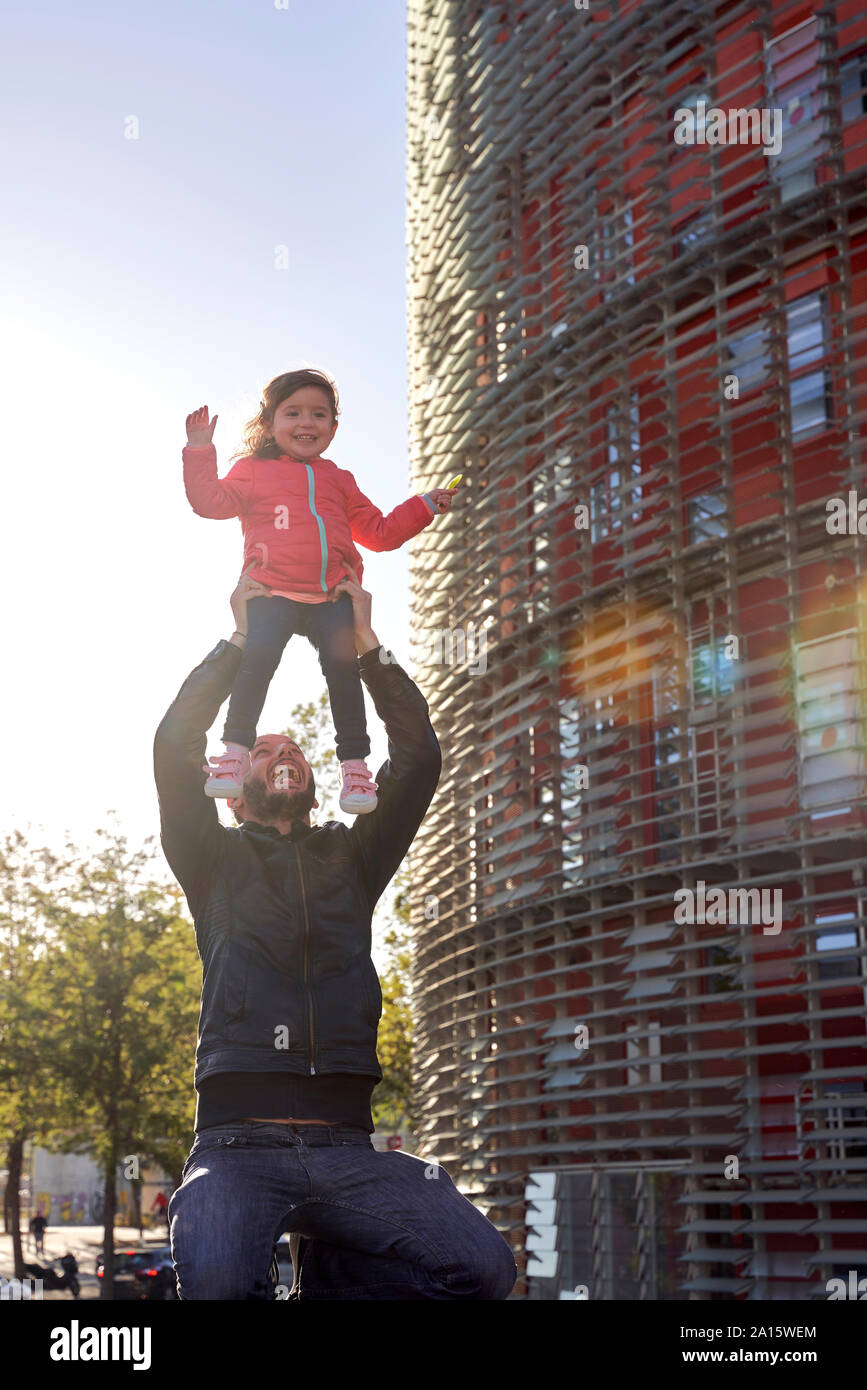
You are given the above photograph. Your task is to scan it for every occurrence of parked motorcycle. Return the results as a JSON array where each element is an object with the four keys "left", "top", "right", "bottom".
[{"left": 21, "top": 1252, "right": 80, "bottom": 1298}]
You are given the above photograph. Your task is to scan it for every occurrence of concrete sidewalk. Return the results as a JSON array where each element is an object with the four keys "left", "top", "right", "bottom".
[{"left": 0, "top": 1224, "right": 170, "bottom": 1301}]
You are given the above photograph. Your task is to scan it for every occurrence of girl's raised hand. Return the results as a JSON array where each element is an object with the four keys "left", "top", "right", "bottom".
[
  {"left": 427, "top": 488, "right": 454, "bottom": 514},
  {"left": 186, "top": 405, "right": 219, "bottom": 447}
]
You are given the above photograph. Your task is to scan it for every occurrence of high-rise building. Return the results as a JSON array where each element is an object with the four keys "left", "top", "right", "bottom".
[{"left": 405, "top": 0, "right": 867, "bottom": 1299}]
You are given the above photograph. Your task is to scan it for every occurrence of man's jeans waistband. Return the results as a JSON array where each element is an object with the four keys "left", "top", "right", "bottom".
[{"left": 195, "top": 1120, "right": 372, "bottom": 1147}]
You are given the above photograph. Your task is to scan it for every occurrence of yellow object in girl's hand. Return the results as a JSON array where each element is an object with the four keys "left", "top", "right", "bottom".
[{"left": 446, "top": 474, "right": 463, "bottom": 490}]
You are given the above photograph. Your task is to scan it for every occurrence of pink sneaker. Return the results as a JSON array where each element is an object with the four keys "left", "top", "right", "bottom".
[
  {"left": 204, "top": 744, "right": 251, "bottom": 798},
  {"left": 338, "top": 759, "right": 378, "bottom": 814}
]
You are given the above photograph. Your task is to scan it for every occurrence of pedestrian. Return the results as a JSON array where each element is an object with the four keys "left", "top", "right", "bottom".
[
  {"left": 29, "top": 1211, "right": 47, "bottom": 1257},
  {"left": 154, "top": 571, "right": 517, "bottom": 1300},
  {"left": 151, "top": 1192, "right": 170, "bottom": 1231}
]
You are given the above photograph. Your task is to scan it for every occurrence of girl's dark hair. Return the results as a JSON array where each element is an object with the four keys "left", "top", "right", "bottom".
[{"left": 232, "top": 368, "right": 340, "bottom": 460}]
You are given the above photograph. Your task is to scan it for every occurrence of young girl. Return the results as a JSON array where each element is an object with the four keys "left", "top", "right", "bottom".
[{"left": 183, "top": 366, "right": 454, "bottom": 814}]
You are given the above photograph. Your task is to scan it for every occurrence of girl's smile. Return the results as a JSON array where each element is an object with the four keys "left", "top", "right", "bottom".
[{"left": 270, "top": 385, "right": 339, "bottom": 460}]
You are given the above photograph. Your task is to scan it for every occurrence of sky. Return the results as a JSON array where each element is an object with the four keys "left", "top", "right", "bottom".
[{"left": 1, "top": 0, "right": 421, "bottom": 882}]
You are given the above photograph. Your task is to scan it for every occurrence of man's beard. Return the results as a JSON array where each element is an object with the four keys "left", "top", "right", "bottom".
[{"left": 242, "top": 773, "right": 317, "bottom": 824}]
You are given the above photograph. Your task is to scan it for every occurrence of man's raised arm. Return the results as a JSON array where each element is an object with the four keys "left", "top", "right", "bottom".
[
  {"left": 153, "top": 573, "right": 267, "bottom": 909},
  {"left": 333, "top": 574, "right": 442, "bottom": 909}
]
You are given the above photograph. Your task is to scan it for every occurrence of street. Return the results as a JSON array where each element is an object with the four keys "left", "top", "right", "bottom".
[{"left": 0, "top": 1225, "right": 170, "bottom": 1301}]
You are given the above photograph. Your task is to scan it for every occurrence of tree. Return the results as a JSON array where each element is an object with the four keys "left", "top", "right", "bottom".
[
  {"left": 0, "top": 830, "right": 68, "bottom": 1276},
  {"left": 370, "top": 866, "right": 415, "bottom": 1133},
  {"left": 27, "top": 820, "right": 200, "bottom": 1298}
]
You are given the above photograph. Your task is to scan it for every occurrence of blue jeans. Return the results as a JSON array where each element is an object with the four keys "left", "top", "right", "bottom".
[
  {"left": 222, "top": 593, "right": 370, "bottom": 761},
  {"left": 168, "top": 1121, "right": 517, "bottom": 1300}
]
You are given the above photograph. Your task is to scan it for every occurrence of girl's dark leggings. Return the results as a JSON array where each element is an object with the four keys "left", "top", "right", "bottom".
[{"left": 222, "top": 593, "right": 370, "bottom": 761}]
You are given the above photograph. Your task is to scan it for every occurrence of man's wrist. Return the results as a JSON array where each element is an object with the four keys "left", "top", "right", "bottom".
[
  {"left": 229, "top": 631, "right": 246, "bottom": 649},
  {"left": 355, "top": 627, "right": 379, "bottom": 657}
]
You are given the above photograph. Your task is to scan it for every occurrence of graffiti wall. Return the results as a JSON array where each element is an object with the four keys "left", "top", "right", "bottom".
[{"left": 29, "top": 1149, "right": 137, "bottom": 1226}]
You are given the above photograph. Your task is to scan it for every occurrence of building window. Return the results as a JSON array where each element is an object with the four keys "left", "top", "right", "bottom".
[
  {"left": 691, "top": 639, "right": 736, "bottom": 702},
  {"left": 493, "top": 289, "right": 515, "bottom": 384},
  {"left": 653, "top": 724, "right": 683, "bottom": 861},
  {"left": 591, "top": 398, "right": 642, "bottom": 541},
  {"left": 675, "top": 209, "right": 714, "bottom": 257},
  {"left": 795, "top": 631, "right": 863, "bottom": 818},
  {"left": 626, "top": 1021, "right": 662, "bottom": 1086},
  {"left": 726, "top": 321, "right": 769, "bottom": 391},
  {"left": 815, "top": 912, "right": 861, "bottom": 982},
  {"left": 553, "top": 452, "right": 573, "bottom": 505},
  {"left": 766, "top": 17, "right": 827, "bottom": 203},
  {"left": 787, "top": 293, "right": 832, "bottom": 438},
  {"left": 824, "top": 1083, "right": 867, "bottom": 1160},
  {"left": 841, "top": 51, "right": 867, "bottom": 124},
  {"left": 671, "top": 82, "right": 712, "bottom": 142},
  {"left": 560, "top": 695, "right": 585, "bottom": 885},
  {"left": 652, "top": 666, "right": 683, "bottom": 861},
  {"left": 595, "top": 201, "right": 636, "bottom": 298},
  {"left": 687, "top": 492, "right": 727, "bottom": 544},
  {"left": 706, "top": 943, "right": 737, "bottom": 994},
  {"left": 530, "top": 468, "right": 553, "bottom": 619}
]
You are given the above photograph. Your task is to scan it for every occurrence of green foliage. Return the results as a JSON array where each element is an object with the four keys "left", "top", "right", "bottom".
[
  {"left": 27, "top": 821, "right": 200, "bottom": 1181},
  {"left": 371, "top": 864, "right": 415, "bottom": 1133},
  {"left": 0, "top": 822, "right": 201, "bottom": 1258},
  {"left": 0, "top": 831, "right": 69, "bottom": 1149}
]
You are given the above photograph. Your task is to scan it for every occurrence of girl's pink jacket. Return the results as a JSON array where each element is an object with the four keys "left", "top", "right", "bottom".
[{"left": 183, "top": 444, "right": 435, "bottom": 598}]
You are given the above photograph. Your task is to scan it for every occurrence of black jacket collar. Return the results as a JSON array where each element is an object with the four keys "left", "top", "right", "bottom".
[{"left": 241, "top": 819, "right": 314, "bottom": 845}]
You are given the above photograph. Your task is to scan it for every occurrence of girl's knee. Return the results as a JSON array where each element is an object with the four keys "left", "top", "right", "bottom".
[{"left": 320, "top": 632, "right": 358, "bottom": 668}]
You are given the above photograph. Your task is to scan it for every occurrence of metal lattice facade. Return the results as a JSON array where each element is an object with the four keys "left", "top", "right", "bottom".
[{"left": 405, "top": 0, "right": 867, "bottom": 1298}]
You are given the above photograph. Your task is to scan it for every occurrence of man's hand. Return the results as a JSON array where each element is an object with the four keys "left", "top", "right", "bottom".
[
  {"left": 186, "top": 404, "right": 219, "bottom": 447},
  {"left": 329, "top": 568, "right": 379, "bottom": 656},
  {"left": 230, "top": 566, "right": 272, "bottom": 641}
]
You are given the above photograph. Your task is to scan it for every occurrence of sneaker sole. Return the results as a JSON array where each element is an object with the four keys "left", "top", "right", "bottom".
[
  {"left": 205, "top": 780, "right": 245, "bottom": 799},
  {"left": 339, "top": 796, "right": 378, "bottom": 814}
]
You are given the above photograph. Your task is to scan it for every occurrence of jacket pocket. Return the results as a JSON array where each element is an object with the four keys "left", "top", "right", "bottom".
[
  {"left": 223, "top": 948, "right": 249, "bottom": 1035},
  {"left": 362, "top": 959, "right": 382, "bottom": 1025}
]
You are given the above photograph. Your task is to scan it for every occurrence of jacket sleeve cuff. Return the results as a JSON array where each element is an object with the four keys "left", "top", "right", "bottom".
[
  {"left": 203, "top": 637, "right": 245, "bottom": 663},
  {"left": 358, "top": 644, "right": 386, "bottom": 671}
]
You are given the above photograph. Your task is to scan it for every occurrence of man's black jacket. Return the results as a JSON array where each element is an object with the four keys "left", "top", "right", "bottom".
[{"left": 153, "top": 639, "right": 441, "bottom": 1089}]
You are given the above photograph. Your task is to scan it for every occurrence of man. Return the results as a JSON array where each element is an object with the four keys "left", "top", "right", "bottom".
[
  {"left": 154, "top": 569, "right": 516, "bottom": 1300},
  {"left": 150, "top": 1191, "right": 170, "bottom": 1231},
  {"left": 29, "top": 1211, "right": 47, "bottom": 1257}
]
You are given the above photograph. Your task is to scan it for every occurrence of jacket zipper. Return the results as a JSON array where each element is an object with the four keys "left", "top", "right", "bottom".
[
  {"left": 295, "top": 844, "right": 316, "bottom": 1074},
  {"left": 304, "top": 463, "right": 330, "bottom": 593}
]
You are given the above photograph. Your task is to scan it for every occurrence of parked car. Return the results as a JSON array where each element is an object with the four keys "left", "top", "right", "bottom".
[
  {"left": 95, "top": 1245, "right": 175, "bottom": 1300},
  {"left": 132, "top": 1246, "right": 177, "bottom": 1301}
]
